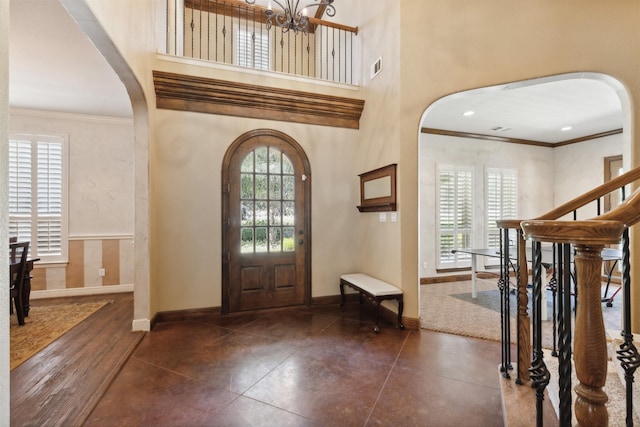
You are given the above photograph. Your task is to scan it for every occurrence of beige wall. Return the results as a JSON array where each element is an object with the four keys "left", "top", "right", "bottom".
[
  {"left": 77, "top": 0, "right": 640, "bottom": 327},
  {"left": 150, "top": 62, "right": 361, "bottom": 310},
  {"left": 10, "top": 110, "right": 135, "bottom": 236},
  {"left": 554, "top": 133, "right": 625, "bottom": 220},
  {"left": 353, "top": 0, "right": 402, "bottom": 291}
]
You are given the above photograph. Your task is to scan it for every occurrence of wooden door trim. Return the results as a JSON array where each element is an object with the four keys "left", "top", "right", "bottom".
[
  {"left": 603, "top": 155, "right": 623, "bottom": 212},
  {"left": 221, "top": 129, "right": 312, "bottom": 314}
]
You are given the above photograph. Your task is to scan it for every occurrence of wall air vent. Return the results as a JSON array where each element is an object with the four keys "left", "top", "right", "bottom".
[{"left": 370, "top": 57, "right": 382, "bottom": 80}]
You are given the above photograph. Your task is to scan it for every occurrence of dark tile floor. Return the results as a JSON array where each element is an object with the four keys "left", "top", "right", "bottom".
[{"left": 85, "top": 304, "right": 504, "bottom": 426}]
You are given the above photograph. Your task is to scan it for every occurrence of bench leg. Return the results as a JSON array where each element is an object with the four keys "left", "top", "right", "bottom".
[
  {"left": 340, "top": 280, "right": 345, "bottom": 306},
  {"left": 397, "top": 299, "right": 404, "bottom": 329},
  {"left": 374, "top": 299, "right": 381, "bottom": 333}
]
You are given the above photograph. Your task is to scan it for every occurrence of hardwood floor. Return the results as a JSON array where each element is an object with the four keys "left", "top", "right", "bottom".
[{"left": 10, "top": 292, "right": 142, "bottom": 427}]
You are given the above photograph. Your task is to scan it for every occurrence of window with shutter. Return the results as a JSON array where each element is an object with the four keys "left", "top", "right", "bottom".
[
  {"left": 437, "top": 165, "right": 473, "bottom": 269},
  {"left": 235, "top": 28, "right": 270, "bottom": 70},
  {"left": 9, "top": 134, "right": 68, "bottom": 263},
  {"left": 486, "top": 168, "right": 517, "bottom": 255}
]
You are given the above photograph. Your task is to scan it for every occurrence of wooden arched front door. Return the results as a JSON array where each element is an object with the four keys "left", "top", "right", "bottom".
[{"left": 222, "top": 129, "right": 311, "bottom": 313}]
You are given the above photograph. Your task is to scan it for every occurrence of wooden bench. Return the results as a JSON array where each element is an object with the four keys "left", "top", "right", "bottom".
[{"left": 340, "top": 273, "right": 404, "bottom": 333}]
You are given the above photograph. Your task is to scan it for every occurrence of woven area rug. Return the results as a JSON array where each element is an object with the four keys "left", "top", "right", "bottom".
[{"left": 10, "top": 300, "right": 110, "bottom": 370}]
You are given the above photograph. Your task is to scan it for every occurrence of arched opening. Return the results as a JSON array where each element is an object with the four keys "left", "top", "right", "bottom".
[
  {"left": 54, "top": 0, "right": 150, "bottom": 330},
  {"left": 417, "top": 72, "right": 631, "bottom": 337}
]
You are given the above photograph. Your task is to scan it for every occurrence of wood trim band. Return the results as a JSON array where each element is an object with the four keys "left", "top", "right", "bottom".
[
  {"left": 153, "top": 70, "right": 365, "bottom": 129},
  {"left": 153, "top": 295, "right": 419, "bottom": 330},
  {"left": 553, "top": 129, "right": 623, "bottom": 147},
  {"left": 421, "top": 127, "right": 623, "bottom": 147},
  {"left": 420, "top": 272, "right": 499, "bottom": 285},
  {"left": 184, "top": 0, "right": 359, "bottom": 35}
]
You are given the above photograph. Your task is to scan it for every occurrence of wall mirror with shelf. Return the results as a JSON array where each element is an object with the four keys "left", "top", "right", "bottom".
[{"left": 357, "top": 164, "right": 397, "bottom": 212}]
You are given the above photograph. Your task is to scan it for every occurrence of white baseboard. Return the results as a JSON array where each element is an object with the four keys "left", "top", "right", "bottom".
[
  {"left": 132, "top": 318, "right": 151, "bottom": 331},
  {"left": 30, "top": 284, "right": 134, "bottom": 299}
]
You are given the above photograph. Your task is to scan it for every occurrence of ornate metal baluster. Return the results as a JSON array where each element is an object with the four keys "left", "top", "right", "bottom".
[
  {"left": 215, "top": 0, "right": 219, "bottom": 62},
  {"left": 505, "top": 231, "right": 511, "bottom": 372},
  {"left": 550, "top": 243, "right": 558, "bottom": 357},
  {"left": 198, "top": 0, "right": 203, "bottom": 59},
  {"left": 331, "top": 27, "right": 336, "bottom": 81},
  {"left": 616, "top": 227, "right": 639, "bottom": 427},
  {"left": 338, "top": 29, "right": 342, "bottom": 83},
  {"left": 349, "top": 33, "right": 353, "bottom": 84},
  {"left": 530, "top": 240, "right": 550, "bottom": 427},
  {"left": 557, "top": 243, "right": 572, "bottom": 426},
  {"left": 499, "top": 227, "right": 511, "bottom": 378}
]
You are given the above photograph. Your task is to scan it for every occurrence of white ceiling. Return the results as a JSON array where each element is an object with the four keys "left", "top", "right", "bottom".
[
  {"left": 9, "top": 0, "right": 132, "bottom": 118},
  {"left": 422, "top": 77, "right": 623, "bottom": 144},
  {"left": 9, "top": 0, "right": 624, "bottom": 139}
]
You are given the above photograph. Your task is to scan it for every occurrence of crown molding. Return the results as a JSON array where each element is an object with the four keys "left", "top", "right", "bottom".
[
  {"left": 421, "top": 127, "right": 623, "bottom": 147},
  {"left": 9, "top": 108, "right": 133, "bottom": 125},
  {"left": 153, "top": 70, "right": 365, "bottom": 129}
]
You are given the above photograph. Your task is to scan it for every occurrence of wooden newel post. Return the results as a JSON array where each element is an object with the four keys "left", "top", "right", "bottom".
[
  {"left": 573, "top": 244, "right": 609, "bottom": 426},
  {"left": 520, "top": 219, "right": 624, "bottom": 427}
]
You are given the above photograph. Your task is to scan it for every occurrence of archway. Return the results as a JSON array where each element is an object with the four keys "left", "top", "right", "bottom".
[
  {"left": 59, "top": 0, "right": 151, "bottom": 330},
  {"left": 417, "top": 72, "right": 631, "bottom": 335}
]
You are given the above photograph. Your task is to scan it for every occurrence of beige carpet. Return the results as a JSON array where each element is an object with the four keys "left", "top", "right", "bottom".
[
  {"left": 545, "top": 349, "right": 640, "bottom": 426},
  {"left": 420, "top": 278, "right": 622, "bottom": 349},
  {"left": 10, "top": 301, "right": 110, "bottom": 370}
]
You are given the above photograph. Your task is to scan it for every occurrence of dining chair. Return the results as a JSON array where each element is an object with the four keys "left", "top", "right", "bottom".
[{"left": 10, "top": 241, "right": 29, "bottom": 326}]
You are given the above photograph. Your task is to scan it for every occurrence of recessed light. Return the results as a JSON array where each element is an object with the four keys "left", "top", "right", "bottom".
[
  {"left": 462, "top": 111, "right": 475, "bottom": 117},
  {"left": 561, "top": 126, "right": 573, "bottom": 131}
]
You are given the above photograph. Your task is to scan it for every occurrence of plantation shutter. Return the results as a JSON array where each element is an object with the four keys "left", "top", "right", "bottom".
[
  {"left": 486, "top": 168, "right": 517, "bottom": 250},
  {"left": 9, "top": 139, "right": 33, "bottom": 241},
  {"left": 36, "top": 141, "right": 64, "bottom": 257},
  {"left": 437, "top": 165, "right": 473, "bottom": 268},
  {"left": 236, "top": 28, "right": 270, "bottom": 70},
  {"left": 9, "top": 134, "right": 67, "bottom": 262}
]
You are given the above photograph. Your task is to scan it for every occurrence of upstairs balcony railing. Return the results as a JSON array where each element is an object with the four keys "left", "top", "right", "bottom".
[
  {"left": 164, "top": 0, "right": 359, "bottom": 85},
  {"left": 497, "top": 166, "right": 640, "bottom": 426}
]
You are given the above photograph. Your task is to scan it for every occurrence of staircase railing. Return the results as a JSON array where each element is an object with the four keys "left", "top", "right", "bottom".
[
  {"left": 497, "top": 165, "right": 640, "bottom": 426},
  {"left": 164, "top": 0, "right": 359, "bottom": 85}
]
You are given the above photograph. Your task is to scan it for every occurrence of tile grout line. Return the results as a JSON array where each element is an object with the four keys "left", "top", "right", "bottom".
[{"left": 362, "top": 330, "right": 412, "bottom": 426}]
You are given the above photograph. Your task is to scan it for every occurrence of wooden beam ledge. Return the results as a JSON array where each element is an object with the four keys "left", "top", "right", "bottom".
[{"left": 153, "top": 70, "right": 365, "bottom": 129}]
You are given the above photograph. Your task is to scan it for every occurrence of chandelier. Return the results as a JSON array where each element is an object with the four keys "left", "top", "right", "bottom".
[{"left": 245, "top": 0, "right": 336, "bottom": 34}]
